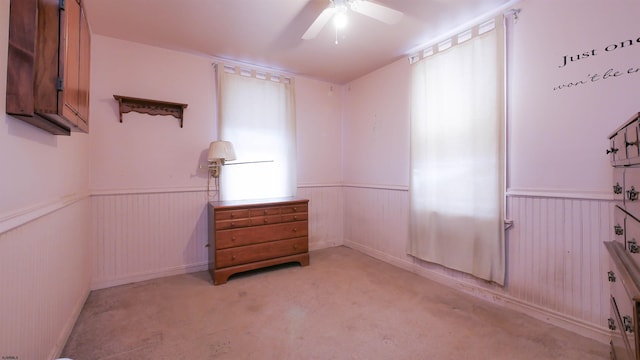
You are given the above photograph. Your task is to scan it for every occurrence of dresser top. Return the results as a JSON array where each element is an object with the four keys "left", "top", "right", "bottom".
[{"left": 209, "top": 196, "right": 309, "bottom": 209}]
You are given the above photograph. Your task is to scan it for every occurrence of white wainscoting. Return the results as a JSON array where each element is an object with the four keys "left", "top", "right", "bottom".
[
  {"left": 343, "top": 186, "right": 611, "bottom": 343},
  {"left": 0, "top": 198, "right": 92, "bottom": 360},
  {"left": 91, "top": 186, "right": 343, "bottom": 289}
]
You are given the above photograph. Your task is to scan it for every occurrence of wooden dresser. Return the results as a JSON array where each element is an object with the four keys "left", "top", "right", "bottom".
[
  {"left": 207, "top": 197, "right": 310, "bottom": 285},
  {"left": 606, "top": 112, "right": 640, "bottom": 359}
]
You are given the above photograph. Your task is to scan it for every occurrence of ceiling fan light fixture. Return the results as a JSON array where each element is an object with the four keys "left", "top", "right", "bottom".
[{"left": 333, "top": 11, "right": 348, "bottom": 29}]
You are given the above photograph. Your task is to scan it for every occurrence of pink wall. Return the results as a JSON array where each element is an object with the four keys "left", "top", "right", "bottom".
[
  {"left": 343, "top": 59, "right": 411, "bottom": 187},
  {"left": 507, "top": 0, "right": 640, "bottom": 196}
]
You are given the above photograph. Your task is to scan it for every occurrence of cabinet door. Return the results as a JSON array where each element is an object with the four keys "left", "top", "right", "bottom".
[
  {"left": 61, "top": 0, "right": 80, "bottom": 126},
  {"left": 76, "top": 4, "right": 90, "bottom": 130}
]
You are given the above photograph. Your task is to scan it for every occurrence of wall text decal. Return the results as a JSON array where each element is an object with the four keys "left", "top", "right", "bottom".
[{"left": 553, "top": 35, "right": 640, "bottom": 91}]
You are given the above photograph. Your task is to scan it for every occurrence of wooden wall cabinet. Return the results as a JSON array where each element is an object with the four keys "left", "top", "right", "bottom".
[
  {"left": 208, "top": 197, "right": 310, "bottom": 285},
  {"left": 6, "top": 0, "right": 91, "bottom": 135}
]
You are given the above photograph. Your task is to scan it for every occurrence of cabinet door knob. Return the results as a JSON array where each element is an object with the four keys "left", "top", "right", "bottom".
[
  {"left": 613, "top": 183, "right": 623, "bottom": 195},
  {"left": 609, "top": 318, "right": 617, "bottom": 330},
  {"left": 624, "top": 315, "right": 634, "bottom": 333},
  {"left": 629, "top": 239, "right": 640, "bottom": 253},
  {"left": 608, "top": 270, "right": 616, "bottom": 282},
  {"left": 628, "top": 186, "right": 639, "bottom": 201},
  {"left": 615, "top": 224, "right": 624, "bottom": 236}
]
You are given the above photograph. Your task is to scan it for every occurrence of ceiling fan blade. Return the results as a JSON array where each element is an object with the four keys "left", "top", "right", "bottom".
[
  {"left": 350, "top": 0, "right": 403, "bottom": 24},
  {"left": 302, "top": 7, "right": 337, "bottom": 40}
]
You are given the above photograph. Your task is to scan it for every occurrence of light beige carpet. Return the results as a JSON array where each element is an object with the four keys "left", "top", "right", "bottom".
[{"left": 62, "top": 246, "right": 608, "bottom": 359}]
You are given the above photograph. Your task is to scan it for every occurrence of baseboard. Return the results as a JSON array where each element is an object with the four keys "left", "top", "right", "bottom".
[
  {"left": 343, "top": 240, "right": 610, "bottom": 345},
  {"left": 91, "top": 262, "right": 209, "bottom": 290},
  {"left": 49, "top": 284, "right": 91, "bottom": 360}
]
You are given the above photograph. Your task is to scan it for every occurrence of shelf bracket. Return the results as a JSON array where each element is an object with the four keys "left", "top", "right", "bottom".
[{"left": 113, "top": 95, "right": 188, "bottom": 128}]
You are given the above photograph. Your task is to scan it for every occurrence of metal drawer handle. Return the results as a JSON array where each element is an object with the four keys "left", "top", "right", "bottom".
[
  {"left": 624, "top": 315, "right": 634, "bottom": 333},
  {"left": 628, "top": 186, "right": 639, "bottom": 201},
  {"left": 614, "top": 183, "right": 623, "bottom": 195},
  {"left": 627, "top": 140, "right": 639, "bottom": 147},
  {"left": 607, "top": 147, "right": 619, "bottom": 154},
  {"left": 629, "top": 239, "right": 640, "bottom": 253},
  {"left": 615, "top": 224, "right": 624, "bottom": 236},
  {"left": 608, "top": 271, "right": 616, "bottom": 282},
  {"left": 609, "top": 318, "right": 616, "bottom": 331}
]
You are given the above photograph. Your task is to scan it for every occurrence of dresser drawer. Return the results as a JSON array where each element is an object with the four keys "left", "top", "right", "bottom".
[
  {"left": 215, "top": 209, "right": 250, "bottom": 221},
  {"left": 215, "top": 218, "right": 252, "bottom": 230},
  {"left": 215, "top": 237, "right": 308, "bottom": 268},
  {"left": 281, "top": 204, "right": 308, "bottom": 214},
  {"left": 215, "top": 221, "right": 308, "bottom": 249}
]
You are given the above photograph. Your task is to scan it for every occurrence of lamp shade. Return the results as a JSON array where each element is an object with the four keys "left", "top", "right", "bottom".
[{"left": 207, "top": 140, "right": 236, "bottom": 162}]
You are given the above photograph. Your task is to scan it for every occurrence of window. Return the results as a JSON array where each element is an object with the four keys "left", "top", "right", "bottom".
[
  {"left": 408, "top": 18, "right": 506, "bottom": 285},
  {"left": 216, "top": 65, "right": 296, "bottom": 201}
]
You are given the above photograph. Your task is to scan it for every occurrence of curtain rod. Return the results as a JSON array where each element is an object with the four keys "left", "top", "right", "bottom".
[{"left": 405, "top": 0, "right": 522, "bottom": 57}]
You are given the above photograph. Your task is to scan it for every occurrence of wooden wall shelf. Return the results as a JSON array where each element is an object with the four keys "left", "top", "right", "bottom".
[{"left": 113, "top": 95, "right": 188, "bottom": 127}]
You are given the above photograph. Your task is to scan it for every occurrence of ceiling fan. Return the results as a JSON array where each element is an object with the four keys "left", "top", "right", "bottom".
[{"left": 302, "top": 0, "right": 404, "bottom": 40}]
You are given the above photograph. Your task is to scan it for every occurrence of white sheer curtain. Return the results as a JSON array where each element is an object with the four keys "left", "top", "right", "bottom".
[
  {"left": 216, "top": 65, "right": 296, "bottom": 201},
  {"left": 408, "top": 17, "right": 506, "bottom": 285}
]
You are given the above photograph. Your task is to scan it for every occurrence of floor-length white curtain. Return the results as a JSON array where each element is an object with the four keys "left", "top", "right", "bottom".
[
  {"left": 216, "top": 65, "right": 296, "bottom": 201},
  {"left": 408, "top": 18, "right": 505, "bottom": 285}
]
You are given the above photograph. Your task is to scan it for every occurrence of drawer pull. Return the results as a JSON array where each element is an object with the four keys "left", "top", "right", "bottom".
[
  {"left": 264, "top": 219, "right": 268, "bottom": 224},
  {"left": 629, "top": 239, "right": 640, "bottom": 253},
  {"left": 627, "top": 186, "right": 639, "bottom": 201},
  {"left": 293, "top": 244, "right": 298, "bottom": 250},
  {"left": 608, "top": 271, "right": 616, "bottom": 282},
  {"left": 231, "top": 255, "right": 236, "bottom": 261},
  {"left": 607, "top": 147, "right": 619, "bottom": 154},
  {"left": 614, "top": 224, "right": 624, "bottom": 236},
  {"left": 627, "top": 140, "right": 639, "bottom": 147},
  {"left": 293, "top": 228, "right": 297, "bottom": 232},
  {"left": 231, "top": 236, "right": 236, "bottom": 242},
  {"left": 608, "top": 318, "right": 616, "bottom": 331},
  {"left": 264, "top": 210, "right": 268, "bottom": 215},
  {"left": 614, "top": 183, "right": 623, "bottom": 195},
  {"left": 624, "top": 315, "right": 634, "bottom": 333},
  {"left": 293, "top": 215, "right": 298, "bottom": 220},
  {"left": 230, "top": 222, "right": 235, "bottom": 227},
  {"left": 230, "top": 213, "right": 235, "bottom": 218}
]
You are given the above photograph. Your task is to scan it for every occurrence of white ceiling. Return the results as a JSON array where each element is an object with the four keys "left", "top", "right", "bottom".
[{"left": 83, "top": 0, "right": 513, "bottom": 84}]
